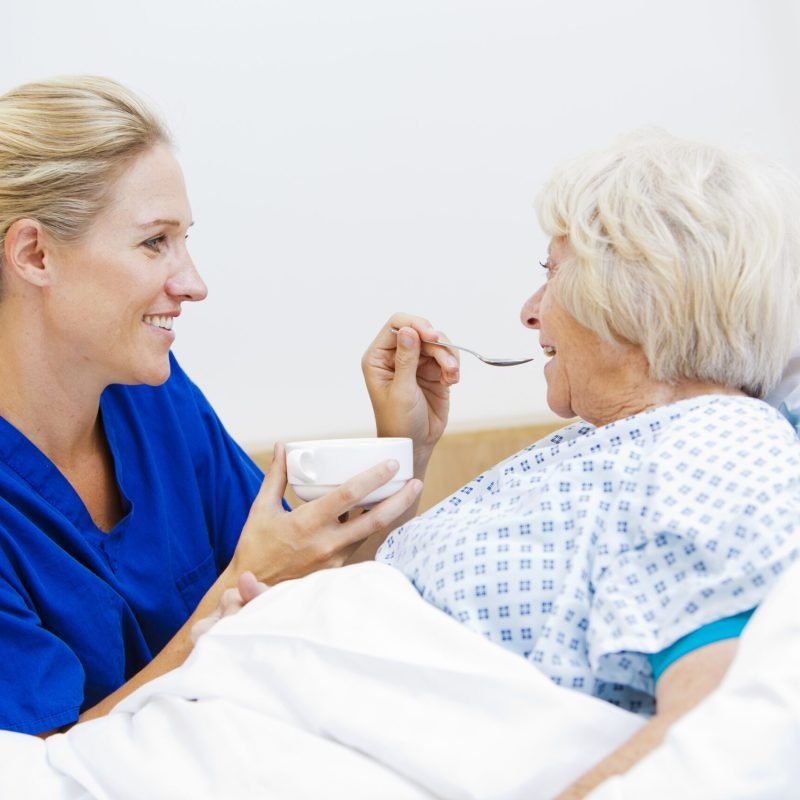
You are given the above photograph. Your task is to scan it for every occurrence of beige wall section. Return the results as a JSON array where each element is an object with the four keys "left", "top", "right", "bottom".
[{"left": 250, "top": 420, "right": 567, "bottom": 514}]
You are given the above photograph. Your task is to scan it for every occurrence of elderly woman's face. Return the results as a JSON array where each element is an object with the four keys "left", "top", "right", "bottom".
[{"left": 520, "top": 238, "right": 648, "bottom": 425}]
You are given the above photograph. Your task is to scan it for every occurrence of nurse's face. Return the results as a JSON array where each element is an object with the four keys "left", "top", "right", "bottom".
[{"left": 44, "top": 143, "right": 207, "bottom": 387}]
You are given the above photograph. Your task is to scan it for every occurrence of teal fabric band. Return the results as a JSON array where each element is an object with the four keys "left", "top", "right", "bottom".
[{"left": 648, "top": 609, "right": 755, "bottom": 682}]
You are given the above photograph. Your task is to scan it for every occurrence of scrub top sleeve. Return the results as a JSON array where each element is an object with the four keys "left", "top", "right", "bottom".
[{"left": 0, "top": 581, "right": 84, "bottom": 734}]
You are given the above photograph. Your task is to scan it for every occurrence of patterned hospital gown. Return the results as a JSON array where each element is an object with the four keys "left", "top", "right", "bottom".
[{"left": 376, "top": 395, "right": 800, "bottom": 715}]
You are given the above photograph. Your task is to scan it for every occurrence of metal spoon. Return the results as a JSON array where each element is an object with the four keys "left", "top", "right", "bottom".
[{"left": 390, "top": 327, "right": 533, "bottom": 367}]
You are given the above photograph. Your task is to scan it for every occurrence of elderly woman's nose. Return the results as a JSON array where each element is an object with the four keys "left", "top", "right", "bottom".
[
  {"left": 166, "top": 254, "right": 208, "bottom": 302},
  {"left": 520, "top": 284, "right": 545, "bottom": 328}
]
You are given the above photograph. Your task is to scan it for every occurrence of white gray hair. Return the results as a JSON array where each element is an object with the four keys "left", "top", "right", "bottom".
[{"left": 536, "top": 129, "right": 800, "bottom": 398}]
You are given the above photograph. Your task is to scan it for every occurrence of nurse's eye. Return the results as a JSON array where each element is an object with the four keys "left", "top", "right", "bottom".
[{"left": 142, "top": 235, "right": 167, "bottom": 253}]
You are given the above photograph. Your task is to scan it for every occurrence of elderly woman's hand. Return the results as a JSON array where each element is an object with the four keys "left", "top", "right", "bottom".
[
  {"left": 362, "top": 313, "right": 460, "bottom": 477},
  {"left": 190, "top": 571, "right": 269, "bottom": 644}
]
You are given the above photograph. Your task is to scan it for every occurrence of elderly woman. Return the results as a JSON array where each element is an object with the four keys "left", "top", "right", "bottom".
[
  {"left": 367, "top": 131, "right": 800, "bottom": 793},
  {"left": 0, "top": 75, "right": 459, "bottom": 736}
]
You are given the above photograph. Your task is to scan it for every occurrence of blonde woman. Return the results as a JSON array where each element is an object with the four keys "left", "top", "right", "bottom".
[{"left": 0, "top": 76, "right": 456, "bottom": 736}]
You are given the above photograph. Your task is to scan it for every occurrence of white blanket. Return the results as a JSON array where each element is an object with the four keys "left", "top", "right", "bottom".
[{"left": 1, "top": 562, "right": 642, "bottom": 800}]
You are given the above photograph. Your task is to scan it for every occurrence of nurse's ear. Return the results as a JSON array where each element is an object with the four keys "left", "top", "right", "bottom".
[{"left": 3, "top": 218, "right": 54, "bottom": 288}]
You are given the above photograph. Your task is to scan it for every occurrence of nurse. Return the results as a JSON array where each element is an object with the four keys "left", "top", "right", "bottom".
[{"left": 0, "top": 75, "right": 457, "bottom": 735}]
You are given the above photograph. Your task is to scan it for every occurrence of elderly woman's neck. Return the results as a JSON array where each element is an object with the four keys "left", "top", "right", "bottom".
[{"left": 583, "top": 379, "right": 746, "bottom": 429}]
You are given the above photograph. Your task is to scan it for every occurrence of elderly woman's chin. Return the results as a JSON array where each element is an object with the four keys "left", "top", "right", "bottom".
[{"left": 543, "top": 365, "right": 576, "bottom": 420}]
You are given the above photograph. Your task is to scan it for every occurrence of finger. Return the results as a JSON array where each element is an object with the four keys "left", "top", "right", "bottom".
[
  {"left": 238, "top": 570, "right": 269, "bottom": 602},
  {"left": 390, "top": 321, "right": 458, "bottom": 383},
  {"left": 221, "top": 602, "right": 244, "bottom": 618},
  {"left": 386, "top": 313, "right": 438, "bottom": 344},
  {"left": 321, "top": 458, "right": 403, "bottom": 515},
  {"left": 332, "top": 477, "right": 423, "bottom": 549},
  {"left": 406, "top": 329, "right": 461, "bottom": 385},
  {"left": 190, "top": 615, "right": 218, "bottom": 644},
  {"left": 364, "top": 314, "right": 430, "bottom": 361},
  {"left": 392, "top": 327, "right": 423, "bottom": 383},
  {"left": 221, "top": 586, "right": 242, "bottom": 605},
  {"left": 257, "top": 442, "right": 289, "bottom": 508},
  {"left": 220, "top": 586, "right": 245, "bottom": 617},
  {"left": 418, "top": 338, "right": 460, "bottom": 384},
  {"left": 363, "top": 314, "right": 441, "bottom": 378},
  {"left": 302, "top": 458, "right": 401, "bottom": 520}
]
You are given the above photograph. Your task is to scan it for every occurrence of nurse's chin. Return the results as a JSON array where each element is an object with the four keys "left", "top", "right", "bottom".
[
  {"left": 147, "top": 360, "right": 173, "bottom": 387},
  {"left": 123, "top": 357, "right": 173, "bottom": 388}
]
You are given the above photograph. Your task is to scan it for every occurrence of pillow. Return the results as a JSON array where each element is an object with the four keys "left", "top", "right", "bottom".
[{"left": 766, "top": 349, "right": 800, "bottom": 436}]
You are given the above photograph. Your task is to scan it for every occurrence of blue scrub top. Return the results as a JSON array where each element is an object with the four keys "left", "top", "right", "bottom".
[{"left": 0, "top": 354, "right": 264, "bottom": 734}]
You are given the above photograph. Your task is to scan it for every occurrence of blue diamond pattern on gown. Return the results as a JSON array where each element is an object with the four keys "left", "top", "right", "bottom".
[{"left": 377, "top": 395, "right": 800, "bottom": 716}]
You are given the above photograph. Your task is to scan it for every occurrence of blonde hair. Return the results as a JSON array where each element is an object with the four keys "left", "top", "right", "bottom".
[
  {"left": 536, "top": 130, "right": 800, "bottom": 398},
  {"left": 0, "top": 75, "right": 170, "bottom": 254}
]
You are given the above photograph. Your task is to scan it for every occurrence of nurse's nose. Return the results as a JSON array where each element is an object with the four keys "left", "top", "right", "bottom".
[{"left": 166, "top": 251, "right": 208, "bottom": 303}]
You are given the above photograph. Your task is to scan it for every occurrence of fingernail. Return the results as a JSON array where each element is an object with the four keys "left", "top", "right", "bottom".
[
  {"left": 410, "top": 479, "right": 423, "bottom": 496},
  {"left": 387, "top": 459, "right": 399, "bottom": 472},
  {"left": 398, "top": 331, "right": 413, "bottom": 348},
  {"left": 446, "top": 356, "right": 458, "bottom": 369}
]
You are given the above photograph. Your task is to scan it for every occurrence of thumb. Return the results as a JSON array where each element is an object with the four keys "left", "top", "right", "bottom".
[
  {"left": 258, "top": 442, "right": 289, "bottom": 508},
  {"left": 393, "top": 327, "right": 422, "bottom": 385}
]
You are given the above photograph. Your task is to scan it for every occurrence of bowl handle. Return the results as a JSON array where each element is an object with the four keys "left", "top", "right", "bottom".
[{"left": 286, "top": 448, "right": 316, "bottom": 483}]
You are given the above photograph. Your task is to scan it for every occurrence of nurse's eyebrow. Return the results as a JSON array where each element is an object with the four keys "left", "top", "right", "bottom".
[{"left": 137, "top": 219, "right": 195, "bottom": 229}]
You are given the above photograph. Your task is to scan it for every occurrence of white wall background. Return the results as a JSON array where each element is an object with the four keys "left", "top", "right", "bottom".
[{"left": 4, "top": 0, "right": 799, "bottom": 449}]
